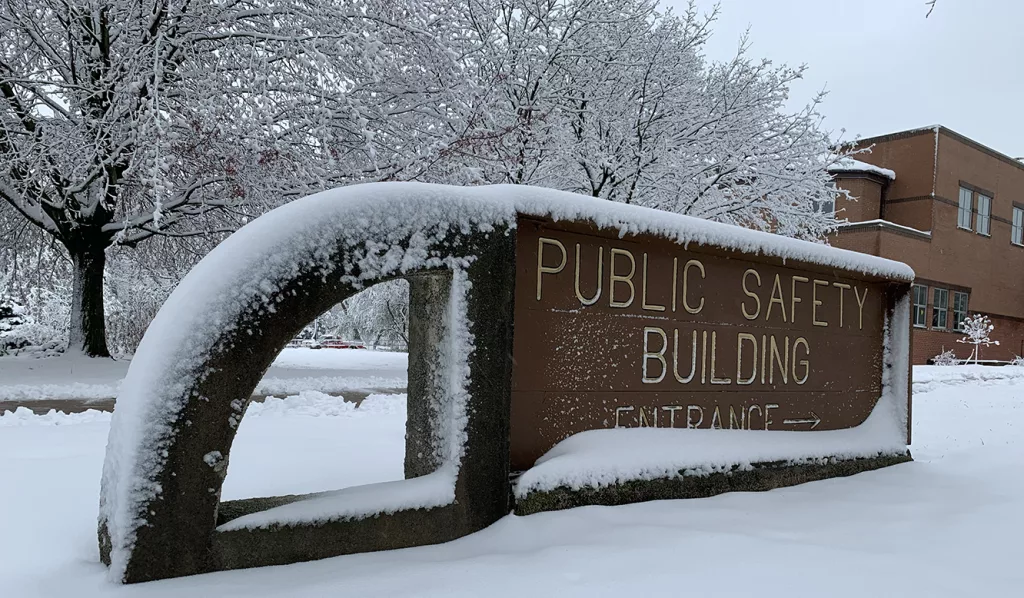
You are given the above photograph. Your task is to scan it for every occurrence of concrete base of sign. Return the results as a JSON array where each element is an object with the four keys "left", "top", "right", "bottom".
[
  {"left": 514, "top": 452, "right": 913, "bottom": 516},
  {"left": 212, "top": 500, "right": 463, "bottom": 571}
]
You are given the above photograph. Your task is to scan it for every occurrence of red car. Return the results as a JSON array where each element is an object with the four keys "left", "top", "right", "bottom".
[{"left": 319, "top": 337, "right": 366, "bottom": 349}]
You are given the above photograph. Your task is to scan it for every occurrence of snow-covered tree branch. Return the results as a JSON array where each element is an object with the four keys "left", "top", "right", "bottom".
[
  {"left": 457, "top": 0, "right": 847, "bottom": 240},
  {"left": 2, "top": 0, "right": 850, "bottom": 356},
  {"left": 0, "top": 0, "right": 480, "bottom": 355}
]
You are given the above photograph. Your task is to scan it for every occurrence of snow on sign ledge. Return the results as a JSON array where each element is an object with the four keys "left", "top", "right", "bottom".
[
  {"left": 515, "top": 399, "right": 909, "bottom": 498},
  {"left": 218, "top": 466, "right": 458, "bottom": 532}
]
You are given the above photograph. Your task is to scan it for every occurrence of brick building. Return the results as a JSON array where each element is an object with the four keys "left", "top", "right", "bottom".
[{"left": 830, "top": 126, "right": 1024, "bottom": 364}]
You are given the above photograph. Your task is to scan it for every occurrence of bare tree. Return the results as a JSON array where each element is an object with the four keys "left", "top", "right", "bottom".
[
  {"left": 0, "top": 0, "right": 475, "bottom": 355},
  {"left": 3, "top": 0, "right": 852, "bottom": 356},
  {"left": 338, "top": 281, "right": 410, "bottom": 350}
]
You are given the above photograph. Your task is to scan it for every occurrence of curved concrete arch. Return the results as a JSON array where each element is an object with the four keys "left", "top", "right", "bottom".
[{"left": 99, "top": 187, "right": 516, "bottom": 583}]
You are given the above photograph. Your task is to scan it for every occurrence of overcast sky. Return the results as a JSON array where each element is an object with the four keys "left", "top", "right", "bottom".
[{"left": 666, "top": 0, "right": 1024, "bottom": 157}]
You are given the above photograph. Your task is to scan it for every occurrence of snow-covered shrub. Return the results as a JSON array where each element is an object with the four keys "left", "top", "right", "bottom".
[
  {"left": 24, "top": 284, "right": 71, "bottom": 339},
  {"left": 0, "top": 322, "right": 65, "bottom": 357},
  {"left": 0, "top": 294, "right": 64, "bottom": 357},
  {"left": 103, "top": 255, "right": 179, "bottom": 357},
  {"left": 1009, "top": 355, "right": 1024, "bottom": 367},
  {"left": 956, "top": 314, "right": 999, "bottom": 365},
  {"left": 931, "top": 349, "right": 959, "bottom": 366},
  {"left": 0, "top": 294, "right": 30, "bottom": 352}
]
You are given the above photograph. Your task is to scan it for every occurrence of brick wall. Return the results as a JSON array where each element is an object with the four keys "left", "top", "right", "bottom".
[
  {"left": 835, "top": 128, "right": 1024, "bottom": 365},
  {"left": 827, "top": 227, "right": 879, "bottom": 254},
  {"left": 836, "top": 177, "right": 883, "bottom": 222},
  {"left": 914, "top": 314, "right": 1024, "bottom": 363}
]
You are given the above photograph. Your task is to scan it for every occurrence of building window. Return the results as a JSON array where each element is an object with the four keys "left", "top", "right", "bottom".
[
  {"left": 932, "top": 288, "right": 949, "bottom": 329},
  {"left": 958, "top": 186, "right": 973, "bottom": 230},
  {"left": 976, "top": 193, "right": 992, "bottom": 236},
  {"left": 912, "top": 285, "right": 928, "bottom": 328},
  {"left": 1013, "top": 207, "right": 1023, "bottom": 245},
  {"left": 953, "top": 291, "right": 969, "bottom": 331},
  {"left": 812, "top": 198, "right": 835, "bottom": 214}
]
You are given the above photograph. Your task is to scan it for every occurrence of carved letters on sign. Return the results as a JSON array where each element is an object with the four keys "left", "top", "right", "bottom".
[{"left": 509, "top": 218, "right": 890, "bottom": 470}]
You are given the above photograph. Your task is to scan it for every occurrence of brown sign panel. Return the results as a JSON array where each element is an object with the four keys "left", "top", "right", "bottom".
[{"left": 510, "top": 216, "right": 893, "bottom": 471}]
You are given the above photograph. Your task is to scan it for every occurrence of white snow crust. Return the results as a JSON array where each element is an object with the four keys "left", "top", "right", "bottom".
[
  {"left": 244, "top": 391, "right": 406, "bottom": 418},
  {"left": 515, "top": 421, "right": 906, "bottom": 497},
  {"left": 217, "top": 465, "right": 457, "bottom": 531},
  {"left": 5, "top": 369, "right": 1024, "bottom": 597},
  {"left": 433, "top": 268, "right": 473, "bottom": 467},
  {"left": 254, "top": 375, "right": 404, "bottom": 397},
  {"left": 0, "top": 375, "right": 403, "bottom": 403},
  {"left": 837, "top": 219, "right": 931, "bottom": 237},
  {"left": 100, "top": 182, "right": 914, "bottom": 581},
  {"left": 1, "top": 392, "right": 407, "bottom": 426},
  {"left": 0, "top": 406, "right": 112, "bottom": 426},
  {"left": 0, "top": 348, "right": 407, "bottom": 402},
  {"left": 912, "top": 365, "right": 1024, "bottom": 393},
  {"left": 828, "top": 157, "right": 897, "bottom": 180},
  {"left": 515, "top": 391, "right": 908, "bottom": 497}
]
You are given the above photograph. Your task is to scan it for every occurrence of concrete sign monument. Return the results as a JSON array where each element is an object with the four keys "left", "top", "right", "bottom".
[{"left": 99, "top": 183, "right": 913, "bottom": 583}]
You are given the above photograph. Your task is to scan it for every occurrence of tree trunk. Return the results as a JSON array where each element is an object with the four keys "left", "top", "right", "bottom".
[{"left": 68, "top": 239, "right": 111, "bottom": 357}]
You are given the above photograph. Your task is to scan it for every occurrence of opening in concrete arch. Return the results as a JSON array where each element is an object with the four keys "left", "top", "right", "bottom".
[
  {"left": 221, "top": 279, "right": 411, "bottom": 504},
  {"left": 96, "top": 188, "right": 521, "bottom": 583}
]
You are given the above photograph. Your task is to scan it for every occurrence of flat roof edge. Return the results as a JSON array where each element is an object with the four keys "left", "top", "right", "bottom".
[{"left": 836, "top": 219, "right": 932, "bottom": 241}]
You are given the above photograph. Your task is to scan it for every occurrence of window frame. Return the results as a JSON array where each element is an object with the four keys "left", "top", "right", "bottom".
[
  {"left": 932, "top": 287, "right": 949, "bottom": 330},
  {"left": 976, "top": 193, "right": 992, "bottom": 236},
  {"left": 958, "top": 186, "right": 973, "bottom": 230},
  {"left": 952, "top": 291, "right": 969, "bottom": 332},
  {"left": 912, "top": 285, "right": 929, "bottom": 328},
  {"left": 1013, "top": 206, "right": 1024, "bottom": 246}
]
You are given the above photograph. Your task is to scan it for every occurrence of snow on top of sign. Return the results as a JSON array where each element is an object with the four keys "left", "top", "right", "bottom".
[
  {"left": 828, "top": 157, "right": 897, "bottom": 181},
  {"left": 100, "top": 182, "right": 912, "bottom": 580},
  {"left": 505, "top": 183, "right": 911, "bottom": 279}
]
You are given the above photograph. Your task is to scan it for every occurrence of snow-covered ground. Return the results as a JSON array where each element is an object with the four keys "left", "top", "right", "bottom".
[
  {"left": 0, "top": 348, "right": 408, "bottom": 402},
  {"left": 2, "top": 367, "right": 1023, "bottom": 596}
]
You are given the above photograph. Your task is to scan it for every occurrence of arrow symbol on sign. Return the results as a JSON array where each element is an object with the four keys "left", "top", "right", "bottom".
[{"left": 783, "top": 412, "right": 821, "bottom": 429}]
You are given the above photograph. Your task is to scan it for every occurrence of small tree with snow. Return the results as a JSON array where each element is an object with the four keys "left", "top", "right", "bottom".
[
  {"left": 931, "top": 349, "right": 959, "bottom": 366},
  {"left": 956, "top": 314, "right": 999, "bottom": 365}
]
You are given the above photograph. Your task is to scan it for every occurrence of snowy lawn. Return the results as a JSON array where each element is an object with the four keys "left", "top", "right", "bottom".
[
  {"left": 2, "top": 369, "right": 1024, "bottom": 597},
  {"left": 0, "top": 347, "right": 408, "bottom": 402}
]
